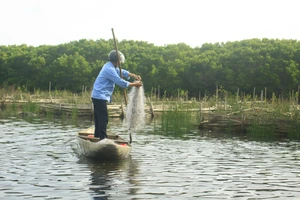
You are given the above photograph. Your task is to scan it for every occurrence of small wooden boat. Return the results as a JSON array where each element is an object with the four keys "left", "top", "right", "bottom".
[{"left": 76, "top": 127, "right": 132, "bottom": 160}]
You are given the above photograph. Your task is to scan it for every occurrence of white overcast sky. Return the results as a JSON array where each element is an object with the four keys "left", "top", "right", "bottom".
[{"left": 0, "top": 0, "right": 299, "bottom": 47}]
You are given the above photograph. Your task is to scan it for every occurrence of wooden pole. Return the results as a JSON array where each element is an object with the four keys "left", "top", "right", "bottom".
[
  {"left": 111, "top": 28, "right": 127, "bottom": 105},
  {"left": 48, "top": 81, "right": 51, "bottom": 93},
  {"left": 236, "top": 88, "right": 239, "bottom": 103},
  {"left": 198, "top": 91, "right": 201, "bottom": 101},
  {"left": 158, "top": 85, "right": 160, "bottom": 100},
  {"left": 292, "top": 89, "right": 294, "bottom": 105},
  {"left": 298, "top": 85, "right": 300, "bottom": 105},
  {"left": 264, "top": 87, "right": 267, "bottom": 103},
  {"left": 216, "top": 84, "right": 218, "bottom": 103}
]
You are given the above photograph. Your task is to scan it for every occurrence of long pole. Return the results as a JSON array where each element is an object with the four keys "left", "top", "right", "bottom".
[
  {"left": 111, "top": 28, "right": 128, "bottom": 105},
  {"left": 111, "top": 28, "right": 131, "bottom": 143}
]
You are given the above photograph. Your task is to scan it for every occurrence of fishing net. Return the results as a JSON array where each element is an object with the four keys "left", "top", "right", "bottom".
[{"left": 124, "top": 86, "right": 146, "bottom": 131}]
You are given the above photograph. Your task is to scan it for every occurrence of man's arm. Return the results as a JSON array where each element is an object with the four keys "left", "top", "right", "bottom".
[{"left": 128, "top": 73, "right": 142, "bottom": 81}]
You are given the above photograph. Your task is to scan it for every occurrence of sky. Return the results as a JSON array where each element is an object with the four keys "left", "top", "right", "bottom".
[{"left": 0, "top": 0, "right": 299, "bottom": 48}]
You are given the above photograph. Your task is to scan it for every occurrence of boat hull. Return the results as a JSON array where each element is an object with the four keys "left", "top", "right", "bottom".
[{"left": 76, "top": 128, "right": 132, "bottom": 160}]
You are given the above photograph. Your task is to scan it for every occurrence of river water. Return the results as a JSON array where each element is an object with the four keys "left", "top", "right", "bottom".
[{"left": 0, "top": 115, "right": 300, "bottom": 200}]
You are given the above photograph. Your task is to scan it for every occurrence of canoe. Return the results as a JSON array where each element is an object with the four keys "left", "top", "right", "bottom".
[{"left": 76, "top": 127, "right": 132, "bottom": 160}]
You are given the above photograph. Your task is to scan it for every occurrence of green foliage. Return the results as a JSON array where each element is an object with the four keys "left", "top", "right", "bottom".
[
  {"left": 156, "top": 111, "right": 196, "bottom": 136},
  {"left": 1, "top": 38, "right": 300, "bottom": 97},
  {"left": 22, "top": 102, "right": 40, "bottom": 113}
]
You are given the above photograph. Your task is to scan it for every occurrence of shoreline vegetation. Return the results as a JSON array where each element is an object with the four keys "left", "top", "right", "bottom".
[{"left": 1, "top": 87, "right": 300, "bottom": 140}]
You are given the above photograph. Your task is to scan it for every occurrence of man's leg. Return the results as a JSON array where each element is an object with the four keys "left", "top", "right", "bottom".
[
  {"left": 92, "top": 98, "right": 108, "bottom": 139},
  {"left": 92, "top": 99, "right": 100, "bottom": 138}
]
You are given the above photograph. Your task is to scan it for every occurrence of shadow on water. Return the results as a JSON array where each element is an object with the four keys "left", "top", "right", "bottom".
[
  {"left": 196, "top": 129, "right": 300, "bottom": 144},
  {"left": 151, "top": 112, "right": 300, "bottom": 142},
  {"left": 77, "top": 157, "right": 140, "bottom": 200},
  {"left": 1, "top": 112, "right": 94, "bottom": 128}
]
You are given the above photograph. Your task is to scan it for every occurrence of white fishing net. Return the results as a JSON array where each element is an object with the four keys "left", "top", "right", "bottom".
[{"left": 124, "top": 86, "right": 146, "bottom": 131}]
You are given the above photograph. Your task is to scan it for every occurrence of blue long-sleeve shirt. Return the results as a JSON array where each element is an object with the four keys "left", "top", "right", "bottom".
[{"left": 91, "top": 61, "right": 130, "bottom": 102}]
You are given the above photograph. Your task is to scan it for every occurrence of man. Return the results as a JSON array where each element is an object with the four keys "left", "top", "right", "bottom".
[{"left": 91, "top": 50, "right": 142, "bottom": 140}]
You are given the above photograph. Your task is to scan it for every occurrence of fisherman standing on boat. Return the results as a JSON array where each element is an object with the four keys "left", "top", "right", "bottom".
[{"left": 91, "top": 50, "right": 142, "bottom": 140}]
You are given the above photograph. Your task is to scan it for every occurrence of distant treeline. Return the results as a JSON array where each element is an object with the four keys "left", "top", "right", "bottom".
[{"left": 0, "top": 38, "right": 299, "bottom": 98}]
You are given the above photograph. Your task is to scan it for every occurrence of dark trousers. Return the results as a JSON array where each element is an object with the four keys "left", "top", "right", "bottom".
[{"left": 92, "top": 98, "right": 108, "bottom": 140}]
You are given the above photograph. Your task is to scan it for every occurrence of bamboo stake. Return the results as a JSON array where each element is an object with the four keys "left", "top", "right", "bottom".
[
  {"left": 292, "top": 89, "right": 294, "bottom": 105},
  {"left": 297, "top": 85, "right": 300, "bottom": 104},
  {"left": 265, "top": 87, "right": 267, "bottom": 103},
  {"left": 236, "top": 88, "right": 239, "bottom": 103},
  {"left": 111, "top": 28, "right": 127, "bottom": 105},
  {"left": 49, "top": 81, "right": 51, "bottom": 93},
  {"left": 216, "top": 85, "right": 218, "bottom": 103},
  {"left": 158, "top": 85, "right": 160, "bottom": 100},
  {"left": 253, "top": 87, "right": 256, "bottom": 102}
]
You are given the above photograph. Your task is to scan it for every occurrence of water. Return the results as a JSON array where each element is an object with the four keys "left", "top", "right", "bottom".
[{"left": 1, "top": 116, "right": 300, "bottom": 199}]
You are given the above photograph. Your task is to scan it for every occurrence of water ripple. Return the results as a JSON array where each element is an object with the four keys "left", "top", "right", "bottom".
[{"left": 0, "top": 117, "right": 300, "bottom": 199}]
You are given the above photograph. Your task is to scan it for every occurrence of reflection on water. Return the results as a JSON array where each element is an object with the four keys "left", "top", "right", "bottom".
[
  {"left": 0, "top": 115, "right": 300, "bottom": 199},
  {"left": 77, "top": 158, "right": 140, "bottom": 199}
]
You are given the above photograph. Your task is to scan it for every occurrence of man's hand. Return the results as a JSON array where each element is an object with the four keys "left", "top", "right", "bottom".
[
  {"left": 129, "top": 81, "right": 143, "bottom": 88},
  {"left": 130, "top": 73, "right": 142, "bottom": 81},
  {"left": 134, "top": 75, "right": 142, "bottom": 81}
]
